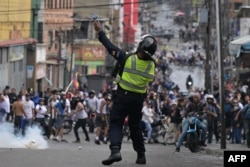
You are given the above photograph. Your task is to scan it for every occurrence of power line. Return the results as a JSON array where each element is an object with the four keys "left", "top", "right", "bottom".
[
  {"left": 0, "top": 0, "right": 155, "bottom": 13},
  {"left": 0, "top": 0, "right": 199, "bottom": 16}
]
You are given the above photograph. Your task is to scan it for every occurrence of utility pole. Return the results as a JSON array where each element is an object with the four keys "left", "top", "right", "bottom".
[
  {"left": 216, "top": 0, "right": 226, "bottom": 149},
  {"left": 69, "top": 26, "right": 75, "bottom": 82},
  {"left": 205, "top": 0, "right": 212, "bottom": 92},
  {"left": 57, "top": 31, "right": 62, "bottom": 88}
]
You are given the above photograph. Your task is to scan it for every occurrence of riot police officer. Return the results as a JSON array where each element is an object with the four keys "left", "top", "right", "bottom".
[{"left": 94, "top": 21, "right": 157, "bottom": 165}]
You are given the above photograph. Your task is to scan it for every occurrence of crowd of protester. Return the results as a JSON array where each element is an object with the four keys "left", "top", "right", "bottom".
[{"left": 0, "top": 44, "right": 249, "bottom": 149}]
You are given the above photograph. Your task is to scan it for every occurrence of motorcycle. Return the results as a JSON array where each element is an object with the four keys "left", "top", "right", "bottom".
[
  {"left": 186, "top": 113, "right": 202, "bottom": 153},
  {"left": 141, "top": 114, "right": 168, "bottom": 143},
  {"left": 44, "top": 113, "right": 74, "bottom": 135},
  {"left": 88, "top": 111, "right": 96, "bottom": 133},
  {"left": 63, "top": 115, "right": 74, "bottom": 134},
  {"left": 186, "top": 81, "right": 193, "bottom": 91}
]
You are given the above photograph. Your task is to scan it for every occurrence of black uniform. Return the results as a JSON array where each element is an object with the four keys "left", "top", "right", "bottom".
[{"left": 98, "top": 31, "right": 146, "bottom": 153}]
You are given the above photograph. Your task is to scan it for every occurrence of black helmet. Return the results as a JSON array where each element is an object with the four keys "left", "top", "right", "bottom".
[{"left": 136, "top": 34, "right": 157, "bottom": 60}]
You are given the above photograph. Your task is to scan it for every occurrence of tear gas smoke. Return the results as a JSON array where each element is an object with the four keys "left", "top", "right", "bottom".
[{"left": 0, "top": 123, "right": 48, "bottom": 149}]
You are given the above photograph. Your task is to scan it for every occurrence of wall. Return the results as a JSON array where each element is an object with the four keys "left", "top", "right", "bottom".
[
  {"left": 240, "top": 18, "right": 250, "bottom": 36},
  {"left": 8, "top": 46, "right": 27, "bottom": 92},
  {"left": 43, "top": 0, "right": 74, "bottom": 89},
  {"left": 74, "top": 0, "right": 110, "bottom": 18},
  {"left": 0, "top": 0, "right": 31, "bottom": 40}
]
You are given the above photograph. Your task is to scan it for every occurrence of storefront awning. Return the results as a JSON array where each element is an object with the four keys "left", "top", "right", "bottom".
[
  {"left": 39, "top": 60, "right": 64, "bottom": 65},
  {"left": 230, "top": 35, "right": 250, "bottom": 45},
  {"left": 229, "top": 35, "right": 250, "bottom": 56},
  {"left": 0, "top": 38, "right": 36, "bottom": 47}
]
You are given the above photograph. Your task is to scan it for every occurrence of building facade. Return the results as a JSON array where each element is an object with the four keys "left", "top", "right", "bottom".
[
  {"left": 0, "top": 0, "right": 36, "bottom": 92},
  {"left": 42, "top": 0, "right": 74, "bottom": 90},
  {"left": 73, "top": 0, "right": 141, "bottom": 91},
  {"left": 73, "top": 0, "right": 111, "bottom": 91}
]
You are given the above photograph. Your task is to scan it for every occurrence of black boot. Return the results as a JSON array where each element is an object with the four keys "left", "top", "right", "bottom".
[
  {"left": 136, "top": 152, "right": 146, "bottom": 164},
  {"left": 102, "top": 146, "right": 122, "bottom": 165},
  {"left": 200, "top": 141, "right": 207, "bottom": 147}
]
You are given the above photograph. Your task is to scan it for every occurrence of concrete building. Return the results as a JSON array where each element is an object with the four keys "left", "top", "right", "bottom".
[
  {"left": 73, "top": 0, "right": 140, "bottom": 91},
  {"left": 73, "top": 0, "right": 111, "bottom": 91},
  {"left": 0, "top": 0, "right": 36, "bottom": 92},
  {"left": 41, "top": 0, "right": 74, "bottom": 88}
]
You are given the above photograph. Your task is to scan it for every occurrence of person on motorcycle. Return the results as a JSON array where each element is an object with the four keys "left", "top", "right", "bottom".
[
  {"left": 175, "top": 93, "right": 207, "bottom": 152},
  {"left": 186, "top": 75, "right": 193, "bottom": 91}
]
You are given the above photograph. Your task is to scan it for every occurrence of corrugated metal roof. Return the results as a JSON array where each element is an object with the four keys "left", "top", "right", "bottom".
[{"left": 230, "top": 35, "right": 250, "bottom": 45}]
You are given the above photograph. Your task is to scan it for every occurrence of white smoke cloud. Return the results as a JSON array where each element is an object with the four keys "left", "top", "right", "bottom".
[{"left": 0, "top": 122, "right": 48, "bottom": 149}]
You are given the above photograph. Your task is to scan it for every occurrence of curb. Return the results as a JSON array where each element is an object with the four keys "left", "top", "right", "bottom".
[{"left": 204, "top": 148, "right": 224, "bottom": 156}]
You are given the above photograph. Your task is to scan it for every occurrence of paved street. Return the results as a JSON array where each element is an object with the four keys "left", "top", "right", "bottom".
[
  {"left": 169, "top": 65, "right": 205, "bottom": 91},
  {"left": 0, "top": 130, "right": 223, "bottom": 167}
]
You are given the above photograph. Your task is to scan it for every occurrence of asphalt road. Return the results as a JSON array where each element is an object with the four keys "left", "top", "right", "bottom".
[{"left": 0, "top": 131, "right": 223, "bottom": 167}]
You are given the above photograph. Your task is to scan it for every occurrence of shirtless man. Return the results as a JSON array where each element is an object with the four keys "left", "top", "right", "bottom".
[{"left": 12, "top": 95, "right": 27, "bottom": 136}]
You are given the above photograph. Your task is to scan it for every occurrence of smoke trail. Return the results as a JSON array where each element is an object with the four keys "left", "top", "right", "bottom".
[{"left": 0, "top": 122, "right": 48, "bottom": 149}]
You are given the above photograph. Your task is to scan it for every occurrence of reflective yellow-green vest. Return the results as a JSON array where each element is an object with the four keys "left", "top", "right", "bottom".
[{"left": 115, "top": 54, "right": 155, "bottom": 93}]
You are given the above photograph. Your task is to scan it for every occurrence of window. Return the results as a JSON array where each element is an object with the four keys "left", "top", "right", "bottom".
[
  {"left": 63, "top": 0, "right": 65, "bottom": 8},
  {"left": 75, "top": 65, "right": 79, "bottom": 73},
  {"left": 234, "top": 3, "right": 242, "bottom": 11},
  {"left": 48, "top": 0, "right": 53, "bottom": 9},
  {"left": 66, "top": 0, "right": 69, "bottom": 8},
  {"left": 55, "top": 30, "right": 59, "bottom": 49},
  {"left": 48, "top": 31, "right": 53, "bottom": 49},
  {"left": 38, "top": 22, "right": 43, "bottom": 43},
  {"left": 12, "top": 62, "right": 15, "bottom": 72},
  {"left": 78, "top": 21, "right": 89, "bottom": 39},
  {"left": 69, "top": 0, "right": 72, "bottom": 8},
  {"left": 14, "top": 61, "right": 17, "bottom": 72},
  {"left": 96, "top": 65, "right": 104, "bottom": 74},
  {"left": 62, "top": 31, "right": 66, "bottom": 43},
  {"left": 19, "top": 60, "right": 23, "bottom": 71},
  {"left": 82, "top": 65, "right": 88, "bottom": 75},
  {"left": 2, "top": 48, "right": 8, "bottom": 63},
  {"left": 66, "top": 30, "right": 72, "bottom": 44},
  {"left": 55, "top": 0, "right": 57, "bottom": 8},
  {"left": 59, "top": 0, "right": 62, "bottom": 8}
]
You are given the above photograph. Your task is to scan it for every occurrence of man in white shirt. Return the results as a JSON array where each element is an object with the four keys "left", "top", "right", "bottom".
[
  {"left": 0, "top": 88, "right": 11, "bottom": 122},
  {"left": 95, "top": 92, "right": 109, "bottom": 145},
  {"left": 141, "top": 100, "right": 154, "bottom": 143},
  {"left": 23, "top": 94, "right": 35, "bottom": 135},
  {"left": 35, "top": 98, "right": 47, "bottom": 136},
  {"left": 86, "top": 90, "right": 98, "bottom": 133},
  {"left": 48, "top": 93, "right": 59, "bottom": 139}
]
